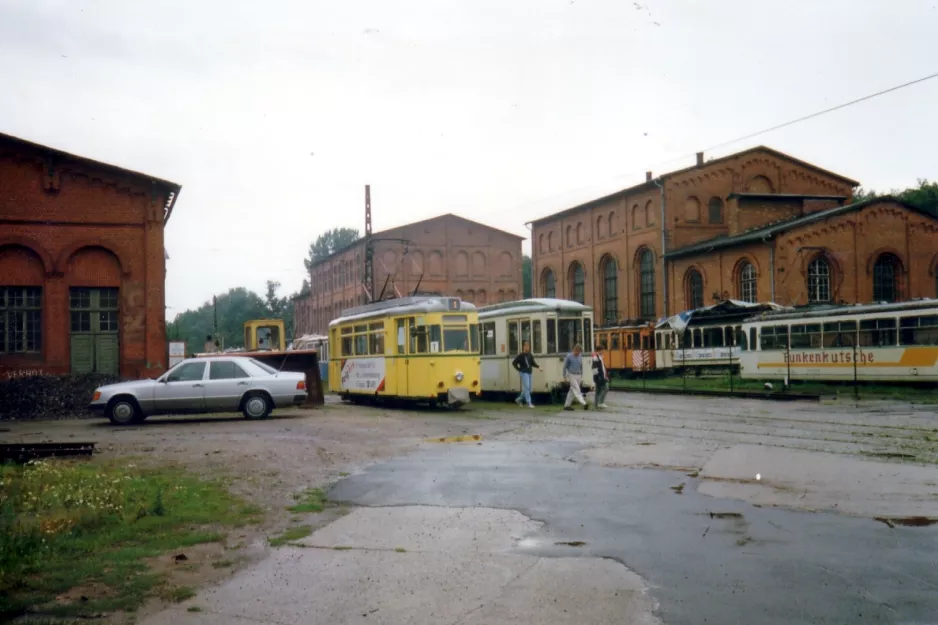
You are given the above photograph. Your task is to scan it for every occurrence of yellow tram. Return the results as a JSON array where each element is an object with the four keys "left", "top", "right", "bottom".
[{"left": 328, "top": 296, "right": 481, "bottom": 406}]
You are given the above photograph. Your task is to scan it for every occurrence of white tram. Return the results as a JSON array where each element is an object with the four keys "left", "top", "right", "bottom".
[
  {"left": 291, "top": 334, "right": 329, "bottom": 383},
  {"left": 654, "top": 300, "right": 784, "bottom": 374},
  {"left": 478, "top": 299, "right": 595, "bottom": 398},
  {"left": 739, "top": 299, "right": 938, "bottom": 382}
]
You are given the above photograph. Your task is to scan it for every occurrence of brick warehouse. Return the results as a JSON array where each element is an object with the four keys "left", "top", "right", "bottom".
[
  {"left": 530, "top": 145, "right": 938, "bottom": 325},
  {"left": 295, "top": 214, "right": 523, "bottom": 336},
  {"left": 0, "top": 133, "right": 181, "bottom": 378}
]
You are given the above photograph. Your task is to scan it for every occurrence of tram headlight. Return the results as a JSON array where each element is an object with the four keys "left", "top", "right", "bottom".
[{"left": 455, "top": 371, "right": 464, "bottom": 382}]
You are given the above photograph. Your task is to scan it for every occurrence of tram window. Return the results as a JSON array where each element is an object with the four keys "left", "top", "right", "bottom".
[
  {"left": 369, "top": 323, "right": 385, "bottom": 355},
  {"left": 611, "top": 334, "right": 620, "bottom": 350},
  {"left": 737, "top": 328, "right": 748, "bottom": 351},
  {"left": 482, "top": 322, "right": 497, "bottom": 355},
  {"left": 443, "top": 328, "right": 469, "bottom": 352},
  {"left": 354, "top": 333, "right": 368, "bottom": 355},
  {"left": 533, "top": 320, "right": 543, "bottom": 353},
  {"left": 508, "top": 322, "right": 520, "bottom": 354},
  {"left": 443, "top": 314, "right": 468, "bottom": 324},
  {"left": 429, "top": 325, "right": 443, "bottom": 352},
  {"left": 409, "top": 318, "right": 429, "bottom": 354},
  {"left": 724, "top": 327, "right": 734, "bottom": 346},
  {"left": 859, "top": 318, "right": 897, "bottom": 347},
  {"left": 641, "top": 335, "right": 649, "bottom": 350},
  {"left": 899, "top": 316, "right": 938, "bottom": 346},
  {"left": 759, "top": 325, "right": 788, "bottom": 350},
  {"left": 585, "top": 323, "right": 592, "bottom": 351},
  {"left": 397, "top": 319, "right": 407, "bottom": 354},
  {"left": 354, "top": 324, "right": 367, "bottom": 334},
  {"left": 341, "top": 334, "right": 353, "bottom": 356},
  {"left": 470, "top": 324, "right": 481, "bottom": 353},
  {"left": 790, "top": 324, "right": 821, "bottom": 348},
  {"left": 705, "top": 327, "right": 723, "bottom": 347},
  {"left": 558, "top": 318, "right": 580, "bottom": 352},
  {"left": 822, "top": 321, "right": 856, "bottom": 347},
  {"left": 693, "top": 329, "right": 702, "bottom": 348},
  {"left": 627, "top": 334, "right": 633, "bottom": 349},
  {"left": 547, "top": 319, "right": 557, "bottom": 353},
  {"left": 521, "top": 320, "right": 531, "bottom": 349}
]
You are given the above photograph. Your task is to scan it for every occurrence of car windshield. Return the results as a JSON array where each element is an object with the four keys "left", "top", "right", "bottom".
[{"left": 249, "top": 358, "right": 278, "bottom": 375}]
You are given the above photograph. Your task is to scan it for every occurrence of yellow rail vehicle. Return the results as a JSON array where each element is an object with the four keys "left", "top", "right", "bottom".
[{"left": 328, "top": 296, "right": 481, "bottom": 407}]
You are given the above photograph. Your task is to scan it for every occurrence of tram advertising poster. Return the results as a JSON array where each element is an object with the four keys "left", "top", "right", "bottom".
[{"left": 339, "top": 358, "right": 386, "bottom": 392}]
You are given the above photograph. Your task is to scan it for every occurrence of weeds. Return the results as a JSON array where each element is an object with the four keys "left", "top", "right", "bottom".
[
  {"left": 287, "top": 489, "right": 327, "bottom": 514},
  {"left": 0, "top": 459, "right": 260, "bottom": 619},
  {"left": 268, "top": 525, "right": 313, "bottom": 547}
]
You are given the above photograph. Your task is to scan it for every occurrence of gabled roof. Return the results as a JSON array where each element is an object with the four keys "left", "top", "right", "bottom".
[
  {"left": 528, "top": 145, "right": 860, "bottom": 226},
  {"left": 664, "top": 196, "right": 934, "bottom": 259},
  {"left": 0, "top": 131, "right": 182, "bottom": 222},
  {"left": 309, "top": 213, "right": 524, "bottom": 269}
]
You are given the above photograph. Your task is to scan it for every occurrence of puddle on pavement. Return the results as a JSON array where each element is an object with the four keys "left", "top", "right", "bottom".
[
  {"left": 555, "top": 541, "right": 587, "bottom": 547},
  {"left": 875, "top": 516, "right": 938, "bottom": 528}
]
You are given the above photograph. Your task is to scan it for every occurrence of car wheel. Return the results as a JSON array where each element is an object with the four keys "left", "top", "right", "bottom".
[
  {"left": 242, "top": 393, "right": 271, "bottom": 420},
  {"left": 107, "top": 398, "right": 142, "bottom": 425}
]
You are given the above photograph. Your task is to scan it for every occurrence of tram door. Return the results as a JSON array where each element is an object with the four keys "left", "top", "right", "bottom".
[{"left": 396, "top": 318, "right": 409, "bottom": 396}]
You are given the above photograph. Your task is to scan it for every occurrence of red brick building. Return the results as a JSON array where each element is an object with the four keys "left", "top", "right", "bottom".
[
  {"left": 295, "top": 214, "right": 523, "bottom": 336},
  {"left": 530, "top": 146, "right": 938, "bottom": 324},
  {"left": 0, "top": 133, "right": 181, "bottom": 378}
]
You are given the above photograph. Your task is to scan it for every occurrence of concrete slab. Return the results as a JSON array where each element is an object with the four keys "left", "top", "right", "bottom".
[
  {"left": 699, "top": 444, "right": 938, "bottom": 517},
  {"left": 140, "top": 506, "right": 661, "bottom": 625}
]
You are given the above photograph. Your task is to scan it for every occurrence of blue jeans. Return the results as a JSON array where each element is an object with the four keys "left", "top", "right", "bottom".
[{"left": 517, "top": 372, "right": 533, "bottom": 405}]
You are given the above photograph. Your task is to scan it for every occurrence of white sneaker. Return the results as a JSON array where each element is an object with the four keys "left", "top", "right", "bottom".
[
  {"left": 598, "top": 403, "right": 609, "bottom": 409},
  {"left": 515, "top": 397, "right": 523, "bottom": 406},
  {"left": 526, "top": 404, "right": 535, "bottom": 408}
]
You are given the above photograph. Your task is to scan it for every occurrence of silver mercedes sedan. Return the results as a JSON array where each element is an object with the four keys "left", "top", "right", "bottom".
[{"left": 89, "top": 356, "right": 307, "bottom": 425}]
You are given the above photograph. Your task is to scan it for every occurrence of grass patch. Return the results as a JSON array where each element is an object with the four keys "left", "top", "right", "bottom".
[
  {"left": 287, "top": 488, "right": 327, "bottom": 514},
  {"left": 161, "top": 585, "right": 197, "bottom": 603},
  {"left": 212, "top": 559, "right": 235, "bottom": 569},
  {"left": 610, "top": 375, "right": 938, "bottom": 402},
  {"left": 394, "top": 547, "right": 407, "bottom": 553},
  {"left": 0, "top": 459, "right": 261, "bottom": 620},
  {"left": 332, "top": 545, "right": 353, "bottom": 551},
  {"left": 268, "top": 525, "right": 312, "bottom": 547},
  {"left": 188, "top": 605, "right": 203, "bottom": 613}
]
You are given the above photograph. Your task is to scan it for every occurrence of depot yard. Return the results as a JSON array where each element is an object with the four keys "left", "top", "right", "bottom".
[{"left": 2, "top": 392, "right": 938, "bottom": 623}]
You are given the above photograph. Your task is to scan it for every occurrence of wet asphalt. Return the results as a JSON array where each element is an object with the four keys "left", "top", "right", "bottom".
[{"left": 329, "top": 441, "right": 938, "bottom": 625}]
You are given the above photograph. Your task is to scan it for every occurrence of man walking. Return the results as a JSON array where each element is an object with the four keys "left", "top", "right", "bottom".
[
  {"left": 562, "top": 344, "right": 589, "bottom": 411},
  {"left": 512, "top": 341, "right": 540, "bottom": 408},
  {"left": 592, "top": 345, "right": 610, "bottom": 409}
]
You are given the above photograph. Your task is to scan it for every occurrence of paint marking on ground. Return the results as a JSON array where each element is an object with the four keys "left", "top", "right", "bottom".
[{"left": 425, "top": 434, "right": 482, "bottom": 443}]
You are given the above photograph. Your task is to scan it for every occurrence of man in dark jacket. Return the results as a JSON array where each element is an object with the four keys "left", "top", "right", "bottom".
[
  {"left": 592, "top": 345, "right": 609, "bottom": 409},
  {"left": 512, "top": 341, "right": 541, "bottom": 408}
]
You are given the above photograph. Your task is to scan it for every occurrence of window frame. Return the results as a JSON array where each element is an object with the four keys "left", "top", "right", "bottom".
[{"left": 0, "top": 286, "right": 42, "bottom": 354}]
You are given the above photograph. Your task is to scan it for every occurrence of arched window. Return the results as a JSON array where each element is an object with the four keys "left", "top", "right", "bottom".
[
  {"left": 873, "top": 253, "right": 901, "bottom": 302},
  {"left": 685, "top": 196, "right": 701, "bottom": 222},
  {"left": 576, "top": 223, "right": 584, "bottom": 245},
  {"left": 569, "top": 262, "right": 585, "bottom": 304},
  {"left": 708, "top": 197, "right": 724, "bottom": 224},
  {"left": 543, "top": 269, "right": 556, "bottom": 298},
  {"left": 639, "top": 250, "right": 655, "bottom": 319},
  {"left": 686, "top": 269, "right": 703, "bottom": 310},
  {"left": 539, "top": 234, "right": 545, "bottom": 253},
  {"left": 644, "top": 200, "right": 655, "bottom": 226},
  {"left": 807, "top": 257, "right": 831, "bottom": 303},
  {"left": 601, "top": 256, "right": 618, "bottom": 323},
  {"left": 548, "top": 231, "right": 555, "bottom": 252},
  {"left": 748, "top": 175, "right": 774, "bottom": 193},
  {"left": 631, "top": 204, "right": 641, "bottom": 230},
  {"left": 566, "top": 225, "right": 573, "bottom": 247},
  {"left": 596, "top": 215, "right": 605, "bottom": 240},
  {"left": 608, "top": 211, "right": 617, "bottom": 234},
  {"left": 738, "top": 261, "right": 757, "bottom": 303}
]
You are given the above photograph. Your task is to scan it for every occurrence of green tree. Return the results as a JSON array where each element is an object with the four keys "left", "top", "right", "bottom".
[
  {"left": 172, "top": 287, "right": 270, "bottom": 355},
  {"left": 304, "top": 227, "right": 360, "bottom": 271},
  {"left": 853, "top": 179, "right": 938, "bottom": 216},
  {"left": 522, "top": 255, "right": 532, "bottom": 298}
]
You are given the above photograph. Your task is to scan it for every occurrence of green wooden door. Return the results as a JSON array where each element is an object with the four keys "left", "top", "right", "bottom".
[{"left": 70, "top": 288, "right": 120, "bottom": 375}]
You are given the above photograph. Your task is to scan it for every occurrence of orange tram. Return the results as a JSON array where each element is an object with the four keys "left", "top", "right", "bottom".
[{"left": 593, "top": 321, "right": 657, "bottom": 377}]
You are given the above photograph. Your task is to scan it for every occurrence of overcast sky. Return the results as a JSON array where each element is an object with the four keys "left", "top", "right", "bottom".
[{"left": 2, "top": 0, "right": 936, "bottom": 316}]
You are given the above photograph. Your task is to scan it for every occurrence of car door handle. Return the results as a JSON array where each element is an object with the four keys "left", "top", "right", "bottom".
[
  {"left": 193, "top": 383, "right": 204, "bottom": 388},
  {"left": 237, "top": 381, "right": 249, "bottom": 386}
]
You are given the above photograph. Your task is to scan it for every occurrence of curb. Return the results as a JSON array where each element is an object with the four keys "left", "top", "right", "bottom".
[{"left": 608, "top": 386, "right": 820, "bottom": 402}]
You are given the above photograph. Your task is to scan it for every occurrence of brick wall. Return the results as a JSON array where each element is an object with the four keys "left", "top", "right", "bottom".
[
  {"left": 295, "top": 214, "right": 523, "bottom": 336},
  {"left": 0, "top": 138, "right": 175, "bottom": 379}
]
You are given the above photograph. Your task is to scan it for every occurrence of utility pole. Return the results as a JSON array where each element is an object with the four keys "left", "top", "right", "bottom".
[{"left": 364, "top": 185, "right": 374, "bottom": 302}]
